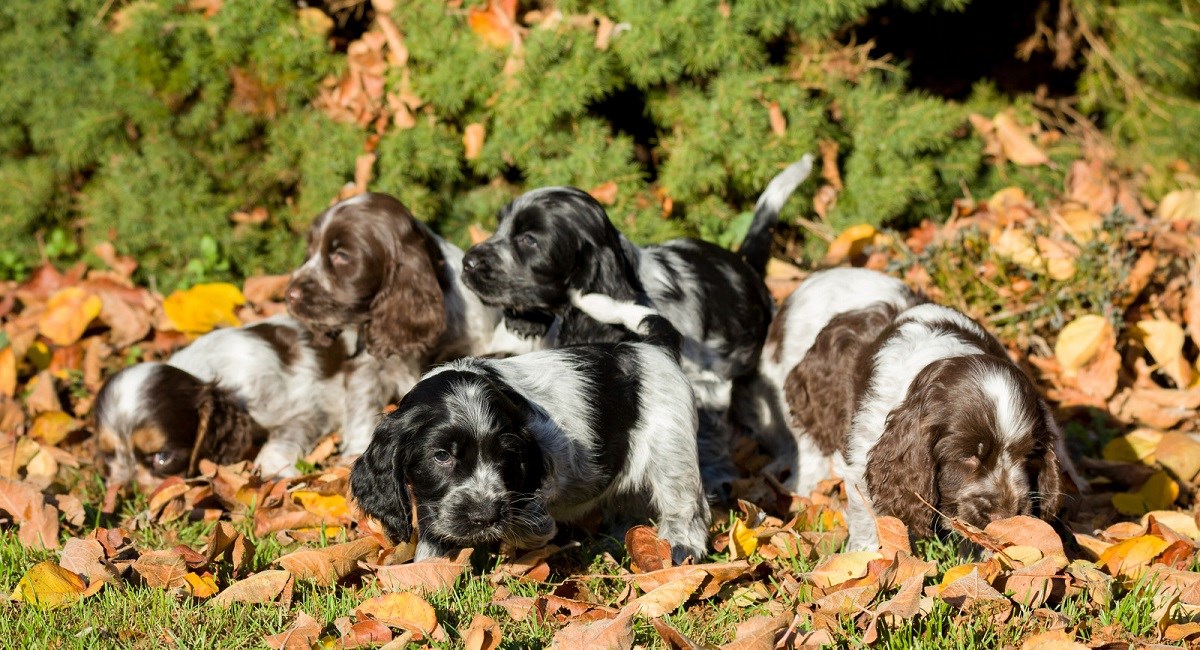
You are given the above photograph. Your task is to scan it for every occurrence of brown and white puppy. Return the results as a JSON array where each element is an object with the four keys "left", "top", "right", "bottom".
[
  {"left": 95, "top": 316, "right": 351, "bottom": 488},
  {"left": 757, "top": 268, "right": 1082, "bottom": 550},
  {"left": 285, "top": 193, "right": 541, "bottom": 456}
]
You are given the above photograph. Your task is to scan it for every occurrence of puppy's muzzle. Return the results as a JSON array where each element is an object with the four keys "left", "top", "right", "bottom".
[{"left": 462, "top": 247, "right": 499, "bottom": 288}]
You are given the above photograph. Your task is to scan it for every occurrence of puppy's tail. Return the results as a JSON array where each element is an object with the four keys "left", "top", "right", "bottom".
[
  {"left": 739, "top": 154, "right": 815, "bottom": 277},
  {"left": 569, "top": 290, "right": 683, "bottom": 362}
]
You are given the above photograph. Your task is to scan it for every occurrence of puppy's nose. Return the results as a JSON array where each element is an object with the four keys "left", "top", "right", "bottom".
[
  {"left": 462, "top": 251, "right": 481, "bottom": 272},
  {"left": 467, "top": 501, "right": 503, "bottom": 527},
  {"left": 285, "top": 284, "right": 303, "bottom": 304}
]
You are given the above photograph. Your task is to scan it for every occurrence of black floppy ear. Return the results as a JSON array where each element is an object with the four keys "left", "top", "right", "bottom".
[
  {"left": 864, "top": 364, "right": 943, "bottom": 539},
  {"left": 192, "top": 383, "right": 265, "bottom": 474},
  {"left": 566, "top": 203, "right": 641, "bottom": 301},
  {"left": 350, "top": 414, "right": 414, "bottom": 544}
]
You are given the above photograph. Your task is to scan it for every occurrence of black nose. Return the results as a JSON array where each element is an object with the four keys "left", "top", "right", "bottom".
[
  {"left": 462, "top": 251, "right": 481, "bottom": 272},
  {"left": 467, "top": 501, "right": 503, "bottom": 527}
]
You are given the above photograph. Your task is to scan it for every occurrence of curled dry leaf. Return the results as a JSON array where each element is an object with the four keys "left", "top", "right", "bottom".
[
  {"left": 28, "top": 411, "right": 78, "bottom": 446},
  {"left": 10, "top": 561, "right": 87, "bottom": 609},
  {"left": 651, "top": 619, "right": 706, "bottom": 650},
  {"left": 806, "top": 551, "right": 881, "bottom": 589},
  {"left": 1098, "top": 534, "right": 1171, "bottom": 580},
  {"left": 367, "top": 547, "right": 472, "bottom": 593},
  {"left": 630, "top": 561, "right": 752, "bottom": 599},
  {"left": 983, "top": 516, "right": 1065, "bottom": 557},
  {"left": 462, "top": 614, "right": 501, "bottom": 650},
  {"left": 132, "top": 549, "right": 189, "bottom": 589},
  {"left": 211, "top": 569, "right": 293, "bottom": 606},
  {"left": 629, "top": 569, "right": 706, "bottom": 618},
  {"left": 264, "top": 611, "right": 324, "bottom": 650},
  {"left": 550, "top": 605, "right": 635, "bottom": 650},
  {"left": 467, "top": 0, "right": 521, "bottom": 49},
  {"left": 1154, "top": 432, "right": 1200, "bottom": 483},
  {"left": 822, "top": 224, "right": 877, "bottom": 266},
  {"left": 720, "top": 613, "right": 792, "bottom": 650},
  {"left": 58, "top": 538, "right": 117, "bottom": 585},
  {"left": 276, "top": 536, "right": 380, "bottom": 586},
  {"left": 1054, "top": 315, "right": 1112, "bottom": 375},
  {"left": 626, "top": 525, "right": 672, "bottom": 574},
  {"left": 356, "top": 592, "right": 437, "bottom": 638},
  {"left": 1142, "top": 510, "right": 1200, "bottom": 540},
  {"left": 876, "top": 516, "right": 911, "bottom": 559},
  {"left": 183, "top": 571, "right": 220, "bottom": 599},
  {"left": 992, "top": 111, "right": 1050, "bottom": 166}
]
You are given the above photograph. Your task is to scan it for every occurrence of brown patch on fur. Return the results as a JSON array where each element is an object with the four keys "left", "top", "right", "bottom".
[
  {"left": 131, "top": 425, "right": 168, "bottom": 454},
  {"left": 764, "top": 298, "right": 791, "bottom": 363},
  {"left": 97, "top": 427, "right": 120, "bottom": 454},
  {"left": 783, "top": 302, "right": 900, "bottom": 456},
  {"left": 314, "top": 336, "right": 351, "bottom": 379},
  {"left": 190, "top": 383, "right": 267, "bottom": 475},
  {"left": 245, "top": 322, "right": 300, "bottom": 367}
]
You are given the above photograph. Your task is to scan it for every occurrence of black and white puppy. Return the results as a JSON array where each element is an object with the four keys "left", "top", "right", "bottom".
[
  {"left": 350, "top": 293, "right": 709, "bottom": 563},
  {"left": 285, "top": 193, "right": 545, "bottom": 457},
  {"left": 95, "top": 316, "right": 352, "bottom": 487},
  {"left": 460, "top": 157, "right": 814, "bottom": 494},
  {"left": 758, "top": 268, "right": 1084, "bottom": 550}
]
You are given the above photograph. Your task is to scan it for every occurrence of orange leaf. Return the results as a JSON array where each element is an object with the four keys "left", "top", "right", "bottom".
[
  {"left": 0, "top": 347, "right": 15, "bottom": 397},
  {"left": 368, "top": 548, "right": 472, "bottom": 593},
  {"left": 211, "top": 570, "right": 293, "bottom": 606},
  {"left": 1098, "top": 535, "right": 1172, "bottom": 580},
  {"left": 467, "top": 0, "right": 519, "bottom": 49},
  {"left": 163, "top": 283, "right": 244, "bottom": 335},
  {"left": 463, "top": 123, "right": 486, "bottom": 161},
  {"left": 38, "top": 287, "right": 101, "bottom": 346},
  {"left": 626, "top": 525, "right": 672, "bottom": 573},
  {"left": 28, "top": 411, "right": 79, "bottom": 446},
  {"left": 356, "top": 592, "right": 437, "bottom": 637},
  {"left": 463, "top": 614, "right": 501, "bottom": 650},
  {"left": 293, "top": 490, "right": 350, "bottom": 518},
  {"left": 767, "top": 101, "right": 786, "bottom": 136},
  {"left": 993, "top": 111, "right": 1049, "bottom": 166},
  {"left": 183, "top": 571, "right": 220, "bottom": 598},
  {"left": 629, "top": 569, "right": 705, "bottom": 618},
  {"left": 589, "top": 181, "right": 619, "bottom": 206},
  {"left": 264, "top": 612, "right": 324, "bottom": 650}
]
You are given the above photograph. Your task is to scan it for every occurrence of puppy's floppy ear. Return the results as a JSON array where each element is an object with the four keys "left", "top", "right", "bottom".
[
  {"left": 350, "top": 414, "right": 414, "bottom": 543},
  {"left": 191, "top": 383, "right": 265, "bottom": 475},
  {"left": 364, "top": 219, "right": 447, "bottom": 359},
  {"left": 1031, "top": 409, "right": 1064, "bottom": 520},
  {"left": 565, "top": 198, "right": 641, "bottom": 301},
  {"left": 864, "top": 363, "right": 943, "bottom": 539},
  {"left": 785, "top": 304, "right": 897, "bottom": 457}
]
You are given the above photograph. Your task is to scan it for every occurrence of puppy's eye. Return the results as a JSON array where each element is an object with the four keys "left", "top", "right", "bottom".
[
  {"left": 516, "top": 233, "right": 537, "bottom": 248},
  {"left": 433, "top": 450, "right": 453, "bottom": 465},
  {"left": 330, "top": 249, "right": 351, "bottom": 265},
  {"left": 151, "top": 450, "right": 186, "bottom": 474}
]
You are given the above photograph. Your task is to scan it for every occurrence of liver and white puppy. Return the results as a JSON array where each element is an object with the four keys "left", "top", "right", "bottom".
[
  {"left": 761, "top": 268, "right": 1082, "bottom": 550},
  {"left": 285, "top": 193, "right": 541, "bottom": 456},
  {"left": 460, "top": 157, "right": 814, "bottom": 495},
  {"left": 350, "top": 293, "right": 709, "bottom": 563},
  {"left": 95, "top": 316, "right": 351, "bottom": 487}
]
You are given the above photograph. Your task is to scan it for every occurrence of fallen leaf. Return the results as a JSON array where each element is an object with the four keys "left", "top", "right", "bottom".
[
  {"left": 264, "top": 611, "right": 324, "bottom": 650},
  {"left": 1101, "top": 428, "right": 1163, "bottom": 465},
  {"left": 132, "top": 550, "right": 189, "bottom": 589},
  {"left": 343, "top": 620, "right": 395, "bottom": 648},
  {"left": 822, "top": 224, "right": 877, "bottom": 266},
  {"left": 463, "top": 123, "right": 486, "bottom": 161},
  {"left": 629, "top": 569, "right": 705, "bottom": 618},
  {"left": 1154, "top": 432, "right": 1200, "bottom": 482},
  {"left": 368, "top": 548, "right": 472, "bottom": 593},
  {"left": 467, "top": 0, "right": 521, "bottom": 49},
  {"left": 163, "top": 283, "right": 245, "bottom": 335},
  {"left": 276, "top": 537, "right": 380, "bottom": 586},
  {"left": 183, "top": 571, "right": 220, "bottom": 599},
  {"left": 767, "top": 101, "right": 786, "bottom": 136},
  {"left": 720, "top": 613, "right": 791, "bottom": 650},
  {"left": 1142, "top": 510, "right": 1200, "bottom": 540},
  {"left": 243, "top": 275, "right": 291, "bottom": 305},
  {"left": 729, "top": 517, "right": 759, "bottom": 560},
  {"left": 1098, "top": 535, "right": 1172, "bottom": 580},
  {"left": 0, "top": 347, "right": 15, "bottom": 397},
  {"left": 550, "top": 606, "right": 634, "bottom": 650},
  {"left": 630, "top": 561, "right": 752, "bottom": 599},
  {"left": 211, "top": 570, "right": 293, "bottom": 606},
  {"left": 293, "top": 490, "right": 350, "bottom": 519},
  {"left": 204, "top": 521, "right": 255, "bottom": 575},
  {"left": 1157, "top": 189, "right": 1200, "bottom": 222},
  {"left": 938, "top": 567, "right": 1008, "bottom": 609},
  {"left": 462, "top": 614, "right": 501, "bottom": 650},
  {"left": 1136, "top": 319, "right": 1189, "bottom": 386},
  {"left": 991, "top": 228, "right": 1044, "bottom": 273},
  {"left": 807, "top": 551, "right": 882, "bottom": 589},
  {"left": 357, "top": 592, "right": 437, "bottom": 638},
  {"left": 993, "top": 111, "right": 1049, "bottom": 166},
  {"left": 1112, "top": 471, "right": 1179, "bottom": 516},
  {"left": 58, "top": 538, "right": 117, "bottom": 585},
  {"left": 984, "top": 516, "right": 1065, "bottom": 557},
  {"left": 1165, "top": 621, "right": 1200, "bottom": 643},
  {"left": 1055, "top": 315, "right": 1112, "bottom": 375},
  {"left": 28, "top": 411, "right": 78, "bottom": 446},
  {"left": 1021, "top": 629, "right": 1089, "bottom": 649},
  {"left": 626, "top": 526, "right": 671, "bottom": 573},
  {"left": 876, "top": 516, "right": 911, "bottom": 560},
  {"left": 37, "top": 287, "right": 102, "bottom": 346},
  {"left": 588, "top": 181, "right": 619, "bottom": 206},
  {"left": 10, "top": 561, "right": 87, "bottom": 609},
  {"left": 863, "top": 575, "right": 925, "bottom": 643}
]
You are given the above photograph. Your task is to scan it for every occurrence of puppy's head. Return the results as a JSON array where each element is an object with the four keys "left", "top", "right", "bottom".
[
  {"left": 350, "top": 369, "right": 551, "bottom": 550},
  {"left": 286, "top": 193, "right": 447, "bottom": 358},
  {"left": 461, "top": 187, "right": 639, "bottom": 332},
  {"left": 865, "top": 355, "right": 1062, "bottom": 538},
  {"left": 95, "top": 363, "right": 265, "bottom": 489}
]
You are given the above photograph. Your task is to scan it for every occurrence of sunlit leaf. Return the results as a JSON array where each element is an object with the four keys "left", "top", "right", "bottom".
[
  {"left": 162, "top": 283, "right": 245, "bottom": 335},
  {"left": 10, "top": 561, "right": 87, "bottom": 609}
]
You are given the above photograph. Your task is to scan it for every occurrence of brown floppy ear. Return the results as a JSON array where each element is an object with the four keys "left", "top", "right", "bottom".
[
  {"left": 785, "top": 304, "right": 898, "bottom": 457},
  {"left": 864, "top": 364, "right": 944, "bottom": 539},
  {"left": 1032, "top": 409, "right": 1064, "bottom": 520},
  {"left": 363, "top": 221, "right": 447, "bottom": 359},
  {"left": 190, "top": 383, "right": 266, "bottom": 474}
]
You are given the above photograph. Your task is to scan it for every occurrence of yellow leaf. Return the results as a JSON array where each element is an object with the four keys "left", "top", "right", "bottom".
[
  {"left": 183, "top": 571, "right": 220, "bottom": 599},
  {"left": 807, "top": 551, "right": 881, "bottom": 589},
  {"left": 10, "top": 561, "right": 87, "bottom": 609},
  {"left": 0, "top": 346, "right": 15, "bottom": 397},
  {"left": 163, "top": 283, "right": 245, "bottom": 335},
  {"left": 938, "top": 563, "right": 978, "bottom": 592},
  {"left": 1140, "top": 511, "right": 1200, "bottom": 540},
  {"left": 463, "top": 123, "right": 486, "bottom": 161},
  {"left": 990, "top": 228, "right": 1043, "bottom": 273},
  {"left": 1097, "top": 534, "right": 1171, "bottom": 580},
  {"left": 1157, "top": 189, "right": 1200, "bottom": 222},
  {"left": 1136, "top": 319, "right": 1186, "bottom": 367},
  {"left": 822, "top": 224, "right": 877, "bottom": 265},
  {"left": 357, "top": 592, "right": 437, "bottom": 637},
  {"left": 996, "top": 545, "right": 1043, "bottom": 569},
  {"left": 1055, "top": 315, "right": 1113, "bottom": 375},
  {"left": 37, "top": 287, "right": 102, "bottom": 347},
  {"left": 1155, "top": 432, "right": 1200, "bottom": 483},
  {"left": 1112, "top": 471, "right": 1179, "bottom": 516},
  {"left": 987, "top": 186, "right": 1029, "bottom": 215},
  {"left": 729, "top": 517, "right": 759, "bottom": 560},
  {"left": 28, "top": 411, "right": 78, "bottom": 446},
  {"left": 1057, "top": 208, "right": 1102, "bottom": 244},
  {"left": 1101, "top": 428, "right": 1163, "bottom": 464},
  {"left": 293, "top": 491, "right": 350, "bottom": 518}
]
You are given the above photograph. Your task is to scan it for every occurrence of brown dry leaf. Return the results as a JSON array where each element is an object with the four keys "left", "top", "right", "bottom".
[
  {"left": 1036, "top": 235, "right": 1077, "bottom": 281},
  {"left": 1055, "top": 208, "right": 1102, "bottom": 244},
  {"left": 211, "top": 570, "right": 293, "bottom": 606},
  {"left": 1098, "top": 534, "right": 1172, "bottom": 580},
  {"left": 651, "top": 619, "right": 705, "bottom": 650},
  {"left": 630, "top": 561, "right": 752, "bottom": 599},
  {"left": 58, "top": 538, "right": 117, "bottom": 585},
  {"left": 357, "top": 592, "right": 437, "bottom": 638},
  {"left": 876, "top": 516, "right": 911, "bottom": 560},
  {"left": 550, "top": 606, "right": 634, "bottom": 650},
  {"left": 9, "top": 561, "right": 87, "bottom": 609},
  {"left": 806, "top": 551, "right": 882, "bottom": 589},
  {"left": 629, "top": 569, "right": 705, "bottom": 618},
  {"left": 163, "top": 283, "right": 244, "bottom": 335},
  {"left": 993, "top": 111, "right": 1050, "bottom": 166},
  {"left": 863, "top": 574, "right": 925, "bottom": 643},
  {"left": 1186, "top": 261, "right": 1200, "bottom": 349},
  {"left": 92, "top": 242, "right": 138, "bottom": 277},
  {"left": 814, "top": 583, "right": 879, "bottom": 616},
  {"left": 767, "top": 101, "right": 786, "bottom": 136},
  {"left": 276, "top": 536, "right": 380, "bottom": 586},
  {"left": 0, "top": 437, "right": 41, "bottom": 479},
  {"left": 463, "top": 123, "right": 486, "bottom": 161},
  {"left": 720, "top": 613, "right": 791, "bottom": 650},
  {"left": 1165, "top": 622, "right": 1200, "bottom": 643},
  {"left": 368, "top": 548, "right": 472, "bottom": 593},
  {"left": 589, "top": 181, "right": 619, "bottom": 206},
  {"left": 627, "top": 525, "right": 672, "bottom": 573},
  {"left": 462, "top": 614, "right": 501, "bottom": 650},
  {"left": 0, "top": 477, "right": 60, "bottom": 550},
  {"left": 243, "top": 275, "right": 291, "bottom": 305},
  {"left": 1155, "top": 432, "right": 1200, "bottom": 483},
  {"left": 1142, "top": 510, "right": 1200, "bottom": 540},
  {"left": 938, "top": 567, "right": 1009, "bottom": 609},
  {"left": 25, "top": 371, "right": 62, "bottom": 415},
  {"left": 205, "top": 521, "right": 255, "bottom": 575},
  {"left": 1136, "top": 319, "right": 1190, "bottom": 387},
  {"left": 37, "top": 287, "right": 102, "bottom": 346},
  {"left": 132, "top": 550, "right": 188, "bottom": 589},
  {"left": 983, "top": 516, "right": 1065, "bottom": 557},
  {"left": 343, "top": 620, "right": 395, "bottom": 648},
  {"left": 94, "top": 285, "right": 153, "bottom": 348},
  {"left": 264, "top": 611, "right": 324, "bottom": 650},
  {"left": 1021, "top": 630, "right": 1089, "bottom": 649},
  {"left": 1157, "top": 189, "right": 1200, "bottom": 222},
  {"left": 1054, "top": 314, "right": 1113, "bottom": 376}
]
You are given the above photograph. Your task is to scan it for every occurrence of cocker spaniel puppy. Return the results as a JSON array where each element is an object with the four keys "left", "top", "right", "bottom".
[
  {"left": 759, "top": 268, "right": 1080, "bottom": 551},
  {"left": 350, "top": 293, "right": 709, "bottom": 563},
  {"left": 460, "top": 157, "right": 814, "bottom": 495},
  {"left": 95, "top": 316, "right": 351, "bottom": 487},
  {"left": 285, "top": 193, "right": 541, "bottom": 456}
]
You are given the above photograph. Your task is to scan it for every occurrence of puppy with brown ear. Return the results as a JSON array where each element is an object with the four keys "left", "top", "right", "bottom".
[
  {"left": 757, "top": 268, "right": 1084, "bottom": 551},
  {"left": 285, "top": 193, "right": 544, "bottom": 456},
  {"left": 95, "top": 316, "right": 352, "bottom": 488}
]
